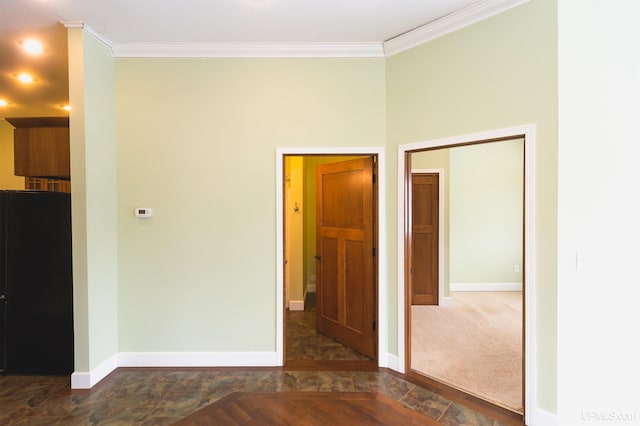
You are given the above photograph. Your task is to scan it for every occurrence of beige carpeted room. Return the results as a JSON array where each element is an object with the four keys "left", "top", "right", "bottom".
[{"left": 412, "top": 291, "right": 523, "bottom": 412}]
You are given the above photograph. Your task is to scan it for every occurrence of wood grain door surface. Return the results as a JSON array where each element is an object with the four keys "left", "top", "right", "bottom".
[
  {"left": 411, "top": 173, "right": 439, "bottom": 305},
  {"left": 316, "top": 157, "right": 375, "bottom": 359}
]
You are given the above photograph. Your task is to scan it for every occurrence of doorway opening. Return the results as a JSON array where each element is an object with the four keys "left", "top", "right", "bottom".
[
  {"left": 398, "top": 125, "right": 536, "bottom": 425},
  {"left": 276, "top": 148, "right": 385, "bottom": 371}
]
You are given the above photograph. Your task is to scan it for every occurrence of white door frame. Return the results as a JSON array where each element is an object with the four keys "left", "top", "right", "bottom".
[
  {"left": 397, "top": 125, "right": 536, "bottom": 424},
  {"left": 275, "top": 147, "right": 387, "bottom": 367}
]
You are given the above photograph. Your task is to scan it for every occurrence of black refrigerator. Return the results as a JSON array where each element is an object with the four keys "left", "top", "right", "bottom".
[{"left": 0, "top": 190, "right": 73, "bottom": 375}]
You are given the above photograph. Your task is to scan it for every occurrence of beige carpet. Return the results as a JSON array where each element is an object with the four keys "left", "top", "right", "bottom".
[{"left": 411, "top": 291, "right": 523, "bottom": 413}]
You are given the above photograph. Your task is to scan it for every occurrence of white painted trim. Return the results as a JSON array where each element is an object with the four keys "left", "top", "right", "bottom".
[
  {"left": 61, "top": 0, "right": 529, "bottom": 60},
  {"left": 276, "top": 147, "right": 386, "bottom": 368},
  {"left": 289, "top": 300, "right": 305, "bottom": 311},
  {"left": 533, "top": 408, "right": 558, "bottom": 426},
  {"left": 397, "top": 147, "right": 407, "bottom": 374},
  {"left": 71, "top": 352, "right": 279, "bottom": 388},
  {"left": 441, "top": 296, "right": 452, "bottom": 307},
  {"left": 117, "top": 352, "right": 278, "bottom": 367},
  {"left": 60, "top": 22, "right": 113, "bottom": 52},
  {"left": 111, "top": 42, "right": 384, "bottom": 58},
  {"left": 385, "top": 353, "right": 400, "bottom": 372},
  {"left": 60, "top": 20, "right": 85, "bottom": 28},
  {"left": 398, "top": 124, "right": 536, "bottom": 424},
  {"left": 524, "top": 125, "right": 537, "bottom": 426},
  {"left": 451, "top": 283, "right": 523, "bottom": 291},
  {"left": 384, "top": 0, "right": 531, "bottom": 57},
  {"left": 70, "top": 353, "right": 118, "bottom": 389},
  {"left": 412, "top": 168, "right": 446, "bottom": 305}
]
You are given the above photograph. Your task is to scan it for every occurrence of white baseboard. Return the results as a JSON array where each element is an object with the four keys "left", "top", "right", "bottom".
[
  {"left": 440, "top": 296, "right": 452, "bottom": 306},
  {"left": 532, "top": 407, "right": 557, "bottom": 426},
  {"left": 307, "top": 283, "right": 316, "bottom": 293},
  {"left": 385, "top": 353, "right": 400, "bottom": 372},
  {"left": 71, "top": 351, "right": 279, "bottom": 389},
  {"left": 71, "top": 353, "right": 118, "bottom": 389},
  {"left": 117, "top": 351, "right": 279, "bottom": 368},
  {"left": 289, "top": 300, "right": 304, "bottom": 311},
  {"left": 450, "top": 282, "right": 523, "bottom": 292}
]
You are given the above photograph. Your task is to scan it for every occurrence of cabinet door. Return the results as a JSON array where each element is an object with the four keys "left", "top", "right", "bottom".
[{"left": 14, "top": 127, "right": 70, "bottom": 178}]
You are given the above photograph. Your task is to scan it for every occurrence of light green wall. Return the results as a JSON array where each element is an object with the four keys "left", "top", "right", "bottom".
[
  {"left": 386, "top": 0, "right": 557, "bottom": 413},
  {"left": 68, "top": 27, "right": 118, "bottom": 371},
  {"left": 115, "top": 58, "right": 386, "bottom": 351},
  {"left": 410, "top": 140, "right": 523, "bottom": 292},
  {"left": 68, "top": 0, "right": 561, "bottom": 415},
  {"left": 450, "top": 140, "right": 523, "bottom": 284},
  {"left": 0, "top": 120, "right": 23, "bottom": 190}
]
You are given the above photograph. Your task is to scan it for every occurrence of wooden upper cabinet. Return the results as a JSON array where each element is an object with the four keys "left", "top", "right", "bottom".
[{"left": 5, "top": 117, "right": 70, "bottom": 179}]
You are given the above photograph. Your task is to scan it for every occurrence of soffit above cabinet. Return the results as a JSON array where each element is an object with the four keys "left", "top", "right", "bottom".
[{"left": 5, "top": 117, "right": 69, "bottom": 129}]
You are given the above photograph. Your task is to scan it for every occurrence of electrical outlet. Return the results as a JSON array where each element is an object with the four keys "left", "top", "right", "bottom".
[{"left": 514, "top": 264, "right": 520, "bottom": 273}]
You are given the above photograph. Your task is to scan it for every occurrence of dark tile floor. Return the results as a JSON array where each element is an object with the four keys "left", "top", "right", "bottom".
[
  {"left": 0, "top": 368, "right": 511, "bottom": 425},
  {"left": 286, "top": 293, "right": 370, "bottom": 361},
  {"left": 0, "top": 293, "right": 515, "bottom": 425}
]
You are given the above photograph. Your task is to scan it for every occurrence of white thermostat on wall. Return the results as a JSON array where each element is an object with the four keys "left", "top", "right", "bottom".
[{"left": 135, "top": 208, "right": 153, "bottom": 218}]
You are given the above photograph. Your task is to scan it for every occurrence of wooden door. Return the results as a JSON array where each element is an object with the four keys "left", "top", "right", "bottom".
[
  {"left": 411, "top": 173, "right": 439, "bottom": 305},
  {"left": 316, "top": 157, "right": 375, "bottom": 359}
]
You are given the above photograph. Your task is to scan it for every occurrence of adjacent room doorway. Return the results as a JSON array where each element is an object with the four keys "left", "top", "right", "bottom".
[
  {"left": 398, "top": 125, "right": 537, "bottom": 425},
  {"left": 276, "top": 148, "right": 383, "bottom": 370}
]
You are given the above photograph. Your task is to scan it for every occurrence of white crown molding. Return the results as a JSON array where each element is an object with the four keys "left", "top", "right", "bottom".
[
  {"left": 383, "top": 0, "right": 531, "bottom": 57},
  {"left": 110, "top": 42, "right": 384, "bottom": 58},
  {"left": 60, "top": 21, "right": 113, "bottom": 53},
  {"left": 60, "top": 20, "right": 85, "bottom": 28},
  {"left": 61, "top": 0, "right": 528, "bottom": 59}
]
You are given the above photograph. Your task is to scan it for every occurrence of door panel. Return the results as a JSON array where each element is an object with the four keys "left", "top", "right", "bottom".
[
  {"left": 316, "top": 157, "right": 375, "bottom": 359},
  {"left": 345, "top": 239, "right": 365, "bottom": 331},
  {"left": 321, "top": 170, "right": 364, "bottom": 229},
  {"left": 320, "top": 236, "right": 339, "bottom": 321},
  {"left": 411, "top": 173, "right": 439, "bottom": 305}
]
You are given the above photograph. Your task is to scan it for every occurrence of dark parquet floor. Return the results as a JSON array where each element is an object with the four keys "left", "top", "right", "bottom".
[{"left": 174, "top": 391, "right": 441, "bottom": 426}]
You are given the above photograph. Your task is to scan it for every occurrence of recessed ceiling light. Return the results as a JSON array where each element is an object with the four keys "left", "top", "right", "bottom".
[
  {"left": 0, "top": 99, "right": 9, "bottom": 107},
  {"left": 17, "top": 73, "right": 34, "bottom": 83},
  {"left": 23, "top": 39, "right": 43, "bottom": 55}
]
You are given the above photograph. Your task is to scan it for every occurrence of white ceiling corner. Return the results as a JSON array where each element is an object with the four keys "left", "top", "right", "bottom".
[
  {"left": 62, "top": 0, "right": 532, "bottom": 59},
  {"left": 1, "top": 0, "right": 531, "bottom": 118},
  {"left": 383, "top": 0, "right": 531, "bottom": 57}
]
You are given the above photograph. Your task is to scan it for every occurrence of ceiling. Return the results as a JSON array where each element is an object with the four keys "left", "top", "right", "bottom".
[{"left": 1, "top": 0, "right": 496, "bottom": 119}]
